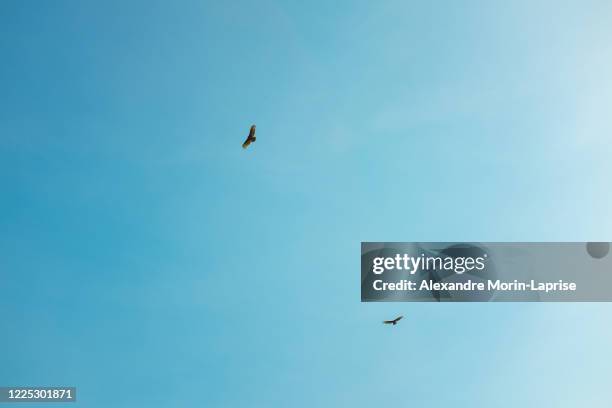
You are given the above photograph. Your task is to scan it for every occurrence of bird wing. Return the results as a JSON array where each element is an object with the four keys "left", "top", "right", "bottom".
[
  {"left": 248, "top": 125, "right": 256, "bottom": 139},
  {"left": 383, "top": 320, "right": 393, "bottom": 324},
  {"left": 242, "top": 138, "right": 251, "bottom": 149},
  {"left": 393, "top": 316, "right": 403, "bottom": 323}
]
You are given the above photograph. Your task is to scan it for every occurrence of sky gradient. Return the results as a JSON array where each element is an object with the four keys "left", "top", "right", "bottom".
[{"left": 1, "top": 1, "right": 612, "bottom": 407}]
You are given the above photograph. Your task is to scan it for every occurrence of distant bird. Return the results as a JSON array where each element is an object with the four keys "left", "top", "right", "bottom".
[
  {"left": 242, "top": 125, "right": 257, "bottom": 149},
  {"left": 383, "top": 316, "right": 403, "bottom": 325}
]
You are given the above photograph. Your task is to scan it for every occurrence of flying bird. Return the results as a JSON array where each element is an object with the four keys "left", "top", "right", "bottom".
[
  {"left": 242, "top": 125, "right": 256, "bottom": 149},
  {"left": 383, "top": 316, "right": 403, "bottom": 325}
]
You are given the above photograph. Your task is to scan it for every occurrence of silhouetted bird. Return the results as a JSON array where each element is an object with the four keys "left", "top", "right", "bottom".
[
  {"left": 242, "top": 125, "right": 256, "bottom": 149},
  {"left": 383, "top": 316, "right": 403, "bottom": 325}
]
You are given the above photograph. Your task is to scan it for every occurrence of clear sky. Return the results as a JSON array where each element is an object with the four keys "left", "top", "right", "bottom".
[{"left": 1, "top": 1, "right": 612, "bottom": 407}]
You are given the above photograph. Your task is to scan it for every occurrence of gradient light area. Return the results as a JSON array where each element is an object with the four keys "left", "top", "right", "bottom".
[{"left": 1, "top": 1, "right": 611, "bottom": 407}]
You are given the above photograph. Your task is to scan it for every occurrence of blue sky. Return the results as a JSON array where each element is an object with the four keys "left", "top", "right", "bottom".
[{"left": 1, "top": 0, "right": 612, "bottom": 407}]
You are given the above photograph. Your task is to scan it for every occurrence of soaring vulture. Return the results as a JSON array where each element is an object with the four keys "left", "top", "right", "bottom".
[
  {"left": 242, "top": 125, "right": 256, "bottom": 149},
  {"left": 383, "top": 316, "right": 403, "bottom": 325}
]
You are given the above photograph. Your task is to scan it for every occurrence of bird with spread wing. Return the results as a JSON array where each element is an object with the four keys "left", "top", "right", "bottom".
[
  {"left": 242, "top": 125, "right": 257, "bottom": 149},
  {"left": 383, "top": 316, "right": 403, "bottom": 325}
]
